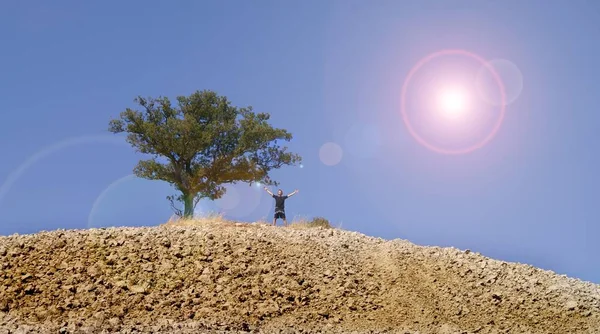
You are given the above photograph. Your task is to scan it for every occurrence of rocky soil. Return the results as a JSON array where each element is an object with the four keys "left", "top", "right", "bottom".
[{"left": 0, "top": 222, "right": 599, "bottom": 333}]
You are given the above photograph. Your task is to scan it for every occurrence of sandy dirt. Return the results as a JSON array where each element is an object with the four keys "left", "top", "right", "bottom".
[{"left": 0, "top": 222, "right": 599, "bottom": 333}]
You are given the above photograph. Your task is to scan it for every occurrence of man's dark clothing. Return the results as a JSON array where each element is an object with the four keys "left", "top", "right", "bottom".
[{"left": 273, "top": 195, "right": 288, "bottom": 219}]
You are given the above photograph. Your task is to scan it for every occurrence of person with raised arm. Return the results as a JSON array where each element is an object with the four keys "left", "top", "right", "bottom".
[{"left": 264, "top": 187, "right": 298, "bottom": 226}]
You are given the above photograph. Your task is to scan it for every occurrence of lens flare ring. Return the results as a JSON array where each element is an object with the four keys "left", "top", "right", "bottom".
[
  {"left": 401, "top": 49, "right": 507, "bottom": 155},
  {"left": 87, "top": 174, "right": 136, "bottom": 228}
]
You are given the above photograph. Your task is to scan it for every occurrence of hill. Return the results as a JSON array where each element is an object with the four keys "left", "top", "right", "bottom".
[{"left": 0, "top": 220, "right": 599, "bottom": 333}]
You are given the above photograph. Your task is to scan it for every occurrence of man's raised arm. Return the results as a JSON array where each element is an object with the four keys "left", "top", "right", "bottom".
[
  {"left": 264, "top": 187, "right": 274, "bottom": 196},
  {"left": 287, "top": 189, "right": 299, "bottom": 197}
]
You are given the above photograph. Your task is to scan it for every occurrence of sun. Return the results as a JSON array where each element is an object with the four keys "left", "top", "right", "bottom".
[
  {"left": 400, "top": 49, "right": 507, "bottom": 155},
  {"left": 437, "top": 87, "right": 470, "bottom": 119}
]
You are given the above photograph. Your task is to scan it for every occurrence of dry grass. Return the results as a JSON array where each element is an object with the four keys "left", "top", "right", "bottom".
[
  {"left": 162, "top": 212, "right": 234, "bottom": 227},
  {"left": 288, "top": 216, "right": 334, "bottom": 230},
  {"left": 162, "top": 213, "right": 339, "bottom": 230}
]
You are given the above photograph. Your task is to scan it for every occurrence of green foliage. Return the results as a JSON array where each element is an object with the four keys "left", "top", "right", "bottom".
[
  {"left": 308, "top": 217, "right": 332, "bottom": 229},
  {"left": 109, "top": 90, "right": 301, "bottom": 217}
]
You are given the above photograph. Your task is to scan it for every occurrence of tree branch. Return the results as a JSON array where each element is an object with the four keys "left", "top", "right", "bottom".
[{"left": 167, "top": 195, "right": 183, "bottom": 217}]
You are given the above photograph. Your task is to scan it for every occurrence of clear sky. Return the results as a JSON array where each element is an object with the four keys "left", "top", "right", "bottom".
[{"left": 1, "top": 1, "right": 600, "bottom": 283}]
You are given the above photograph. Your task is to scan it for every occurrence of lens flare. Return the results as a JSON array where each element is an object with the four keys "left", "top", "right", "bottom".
[
  {"left": 0, "top": 135, "right": 127, "bottom": 207},
  {"left": 437, "top": 87, "right": 470, "bottom": 119},
  {"left": 401, "top": 49, "right": 506, "bottom": 155},
  {"left": 88, "top": 174, "right": 136, "bottom": 228},
  {"left": 475, "top": 58, "right": 523, "bottom": 107},
  {"left": 216, "top": 186, "right": 241, "bottom": 211},
  {"left": 319, "top": 142, "right": 343, "bottom": 166}
]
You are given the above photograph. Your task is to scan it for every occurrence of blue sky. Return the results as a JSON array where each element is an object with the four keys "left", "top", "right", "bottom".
[{"left": 1, "top": 1, "right": 600, "bottom": 283}]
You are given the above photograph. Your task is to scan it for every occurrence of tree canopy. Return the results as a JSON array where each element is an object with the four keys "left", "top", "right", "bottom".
[{"left": 109, "top": 90, "right": 301, "bottom": 217}]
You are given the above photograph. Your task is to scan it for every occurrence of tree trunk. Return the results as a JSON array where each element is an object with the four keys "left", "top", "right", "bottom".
[{"left": 183, "top": 193, "right": 195, "bottom": 218}]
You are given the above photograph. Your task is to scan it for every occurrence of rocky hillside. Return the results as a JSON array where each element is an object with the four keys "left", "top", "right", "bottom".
[{"left": 1, "top": 221, "right": 599, "bottom": 333}]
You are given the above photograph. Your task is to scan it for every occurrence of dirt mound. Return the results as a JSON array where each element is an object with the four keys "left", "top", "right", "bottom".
[{"left": 1, "top": 222, "right": 599, "bottom": 333}]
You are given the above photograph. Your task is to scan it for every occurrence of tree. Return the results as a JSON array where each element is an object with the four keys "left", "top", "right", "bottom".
[{"left": 108, "top": 90, "right": 301, "bottom": 218}]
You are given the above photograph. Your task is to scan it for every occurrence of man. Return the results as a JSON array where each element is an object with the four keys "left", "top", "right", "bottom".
[{"left": 264, "top": 187, "right": 298, "bottom": 226}]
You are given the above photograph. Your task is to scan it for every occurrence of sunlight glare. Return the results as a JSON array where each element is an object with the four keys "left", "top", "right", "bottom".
[{"left": 438, "top": 87, "right": 469, "bottom": 119}]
